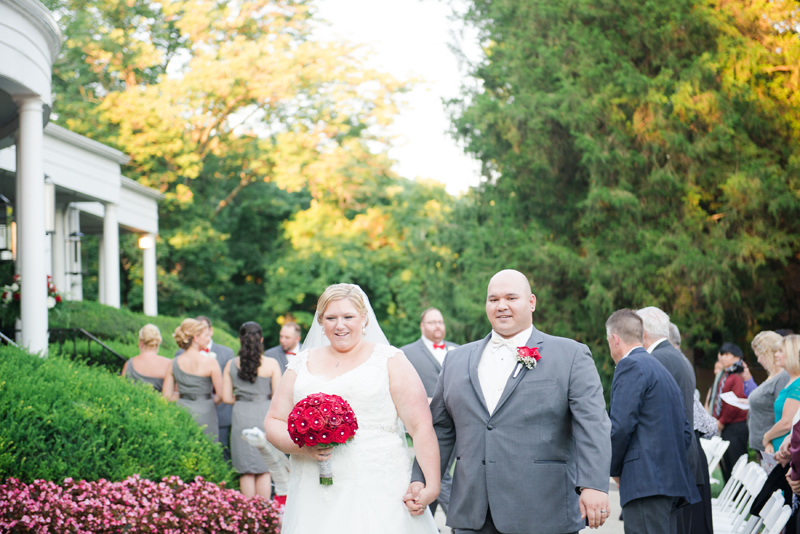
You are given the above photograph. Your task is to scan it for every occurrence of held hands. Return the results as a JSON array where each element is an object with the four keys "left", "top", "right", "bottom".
[
  {"left": 403, "top": 481, "right": 439, "bottom": 516},
  {"left": 579, "top": 488, "right": 610, "bottom": 529}
]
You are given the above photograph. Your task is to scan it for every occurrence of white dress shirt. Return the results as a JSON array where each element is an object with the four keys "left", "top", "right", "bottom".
[
  {"left": 422, "top": 336, "right": 448, "bottom": 366},
  {"left": 478, "top": 325, "right": 534, "bottom": 414},
  {"left": 646, "top": 337, "right": 668, "bottom": 353}
]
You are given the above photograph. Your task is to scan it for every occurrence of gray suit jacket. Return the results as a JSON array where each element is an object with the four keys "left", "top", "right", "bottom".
[
  {"left": 401, "top": 338, "right": 460, "bottom": 397},
  {"left": 175, "top": 342, "right": 235, "bottom": 427},
  {"left": 412, "top": 327, "right": 611, "bottom": 533},
  {"left": 264, "top": 345, "right": 291, "bottom": 371},
  {"left": 649, "top": 339, "right": 703, "bottom": 483}
]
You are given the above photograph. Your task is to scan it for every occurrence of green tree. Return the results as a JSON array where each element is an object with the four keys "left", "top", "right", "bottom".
[{"left": 443, "top": 0, "right": 800, "bottom": 383}]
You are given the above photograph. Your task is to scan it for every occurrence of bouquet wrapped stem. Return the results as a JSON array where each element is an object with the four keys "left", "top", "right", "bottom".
[{"left": 318, "top": 444, "right": 334, "bottom": 485}]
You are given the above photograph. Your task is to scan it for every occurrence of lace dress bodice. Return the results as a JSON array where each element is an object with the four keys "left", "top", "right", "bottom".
[
  {"left": 290, "top": 344, "right": 402, "bottom": 432},
  {"left": 282, "top": 344, "right": 437, "bottom": 534}
]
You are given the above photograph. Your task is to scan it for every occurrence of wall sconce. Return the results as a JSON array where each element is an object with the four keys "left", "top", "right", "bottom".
[
  {"left": 0, "top": 195, "right": 12, "bottom": 262},
  {"left": 138, "top": 235, "right": 154, "bottom": 249}
]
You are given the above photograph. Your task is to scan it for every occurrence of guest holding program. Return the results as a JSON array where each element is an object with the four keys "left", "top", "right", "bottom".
[
  {"left": 761, "top": 335, "right": 800, "bottom": 454},
  {"left": 747, "top": 331, "right": 790, "bottom": 465}
]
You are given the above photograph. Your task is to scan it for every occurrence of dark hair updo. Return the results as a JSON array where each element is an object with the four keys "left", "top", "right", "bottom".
[{"left": 238, "top": 322, "right": 264, "bottom": 383}]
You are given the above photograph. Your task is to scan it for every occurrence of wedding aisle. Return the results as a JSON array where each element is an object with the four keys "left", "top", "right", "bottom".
[{"left": 433, "top": 479, "right": 623, "bottom": 534}]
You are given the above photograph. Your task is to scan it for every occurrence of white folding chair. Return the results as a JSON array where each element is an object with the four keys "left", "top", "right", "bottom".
[
  {"left": 739, "top": 489, "right": 783, "bottom": 534},
  {"left": 708, "top": 439, "right": 731, "bottom": 484},
  {"left": 713, "top": 455, "right": 750, "bottom": 510},
  {"left": 713, "top": 463, "right": 767, "bottom": 532},
  {"left": 759, "top": 503, "right": 792, "bottom": 534},
  {"left": 702, "top": 436, "right": 722, "bottom": 458}
]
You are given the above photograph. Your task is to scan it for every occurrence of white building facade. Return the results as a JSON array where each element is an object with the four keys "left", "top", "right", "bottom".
[{"left": 0, "top": 0, "right": 161, "bottom": 353}]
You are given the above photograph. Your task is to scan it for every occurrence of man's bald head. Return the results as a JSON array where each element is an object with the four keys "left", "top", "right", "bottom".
[
  {"left": 488, "top": 269, "right": 532, "bottom": 298},
  {"left": 486, "top": 269, "right": 536, "bottom": 338}
]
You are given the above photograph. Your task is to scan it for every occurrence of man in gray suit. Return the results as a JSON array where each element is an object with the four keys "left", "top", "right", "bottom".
[
  {"left": 636, "top": 307, "right": 705, "bottom": 534},
  {"left": 175, "top": 316, "right": 235, "bottom": 461},
  {"left": 402, "top": 308, "right": 460, "bottom": 400},
  {"left": 264, "top": 322, "right": 301, "bottom": 371},
  {"left": 406, "top": 270, "right": 612, "bottom": 533},
  {"left": 402, "top": 308, "right": 459, "bottom": 516}
]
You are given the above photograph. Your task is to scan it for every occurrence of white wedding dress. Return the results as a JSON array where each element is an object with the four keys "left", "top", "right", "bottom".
[{"left": 281, "top": 344, "right": 438, "bottom": 534}]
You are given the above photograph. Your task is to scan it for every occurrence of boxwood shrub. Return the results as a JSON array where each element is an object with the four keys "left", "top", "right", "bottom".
[
  {"left": 0, "top": 344, "right": 235, "bottom": 486},
  {"left": 48, "top": 300, "right": 240, "bottom": 357}
]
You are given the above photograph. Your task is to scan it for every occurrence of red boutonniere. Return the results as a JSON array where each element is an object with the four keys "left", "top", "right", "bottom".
[{"left": 513, "top": 346, "right": 541, "bottom": 377}]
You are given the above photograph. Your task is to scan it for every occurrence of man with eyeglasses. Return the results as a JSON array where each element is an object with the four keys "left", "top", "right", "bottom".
[{"left": 402, "top": 307, "right": 460, "bottom": 518}]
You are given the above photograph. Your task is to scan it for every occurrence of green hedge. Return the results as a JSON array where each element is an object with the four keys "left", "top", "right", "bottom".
[
  {"left": 48, "top": 300, "right": 240, "bottom": 357},
  {"left": 0, "top": 344, "right": 235, "bottom": 486}
]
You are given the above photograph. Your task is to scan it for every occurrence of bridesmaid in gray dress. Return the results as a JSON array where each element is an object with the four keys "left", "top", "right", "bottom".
[
  {"left": 163, "top": 318, "right": 224, "bottom": 442},
  {"left": 222, "top": 321, "right": 282, "bottom": 499},
  {"left": 122, "top": 324, "right": 171, "bottom": 392}
]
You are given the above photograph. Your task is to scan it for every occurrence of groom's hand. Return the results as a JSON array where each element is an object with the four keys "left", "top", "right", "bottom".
[
  {"left": 579, "top": 488, "right": 609, "bottom": 529},
  {"left": 403, "top": 481, "right": 426, "bottom": 515}
]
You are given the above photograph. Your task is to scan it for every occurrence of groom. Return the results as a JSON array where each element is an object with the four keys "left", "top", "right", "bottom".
[{"left": 406, "top": 270, "right": 611, "bottom": 533}]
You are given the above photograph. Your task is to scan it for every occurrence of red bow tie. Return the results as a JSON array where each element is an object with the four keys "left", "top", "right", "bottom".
[
  {"left": 433, "top": 343, "right": 446, "bottom": 350},
  {"left": 286, "top": 351, "right": 296, "bottom": 356}
]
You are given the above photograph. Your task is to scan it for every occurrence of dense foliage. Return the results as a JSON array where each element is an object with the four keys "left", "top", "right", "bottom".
[
  {"left": 0, "top": 476, "right": 279, "bottom": 533},
  {"left": 0, "top": 345, "right": 234, "bottom": 485},
  {"left": 40, "top": 0, "right": 800, "bottom": 390},
  {"left": 438, "top": 0, "right": 800, "bottom": 376}
]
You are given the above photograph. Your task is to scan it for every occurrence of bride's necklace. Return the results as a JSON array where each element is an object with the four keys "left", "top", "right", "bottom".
[{"left": 328, "top": 339, "right": 364, "bottom": 368}]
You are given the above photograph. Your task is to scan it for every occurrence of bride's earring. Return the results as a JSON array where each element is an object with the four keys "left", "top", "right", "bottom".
[{"left": 362, "top": 323, "right": 367, "bottom": 336}]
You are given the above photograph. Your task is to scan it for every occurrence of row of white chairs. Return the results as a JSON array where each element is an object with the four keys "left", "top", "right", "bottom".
[
  {"left": 712, "top": 454, "right": 792, "bottom": 534},
  {"left": 701, "top": 436, "right": 731, "bottom": 484}
]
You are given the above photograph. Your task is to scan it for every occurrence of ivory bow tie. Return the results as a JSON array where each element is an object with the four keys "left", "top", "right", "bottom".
[{"left": 491, "top": 337, "right": 519, "bottom": 352}]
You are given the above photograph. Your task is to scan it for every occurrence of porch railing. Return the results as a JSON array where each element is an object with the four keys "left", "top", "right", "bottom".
[{"left": 49, "top": 328, "right": 127, "bottom": 372}]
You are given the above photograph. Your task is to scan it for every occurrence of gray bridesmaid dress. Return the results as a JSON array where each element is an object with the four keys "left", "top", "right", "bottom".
[
  {"left": 124, "top": 363, "right": 164, "bottom": 392},
  {"left": 229, "top": 361, "right": 272, "bottom": 474},
  {"left": 173, "top": 358, "right": 219, "bottom": 442}
]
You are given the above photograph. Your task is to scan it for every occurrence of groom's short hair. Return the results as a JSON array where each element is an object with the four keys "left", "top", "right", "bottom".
[{"left": 606, "top": 309, "right": 644, "bottom": 344}]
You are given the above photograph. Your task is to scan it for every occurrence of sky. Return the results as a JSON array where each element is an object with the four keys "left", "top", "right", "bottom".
[{"left": 311, "top": 0, "right": 483, "bottom": 195}]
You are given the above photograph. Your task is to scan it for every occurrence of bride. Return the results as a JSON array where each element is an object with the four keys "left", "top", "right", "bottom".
[{"left": 264, "top": 283, "right": 440, "bottom": 533}]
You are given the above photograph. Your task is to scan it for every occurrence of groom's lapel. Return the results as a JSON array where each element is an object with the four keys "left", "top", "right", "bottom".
[
  {"left": 492, "top": 326, "right": 544, "bottom": 416},
  {"left": 469, "top": 333, "right": 492, "bottom": 415}
]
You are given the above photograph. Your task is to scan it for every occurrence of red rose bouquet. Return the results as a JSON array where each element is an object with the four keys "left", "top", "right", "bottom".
[{"left": 287, "top": 393, "right": 358, "bottom": 485}]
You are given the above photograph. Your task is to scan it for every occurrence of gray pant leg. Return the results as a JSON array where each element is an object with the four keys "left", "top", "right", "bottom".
[
  {"left": 623, "top": 495, "right": 672, "bottom": 534},
  {"left": 218, "top": 425, "right": 231, "bottom": 463}
]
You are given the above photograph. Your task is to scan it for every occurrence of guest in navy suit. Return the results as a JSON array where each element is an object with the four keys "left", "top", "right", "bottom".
[{"left": 606, "top": 309, "right": 700, "bottom": 534}]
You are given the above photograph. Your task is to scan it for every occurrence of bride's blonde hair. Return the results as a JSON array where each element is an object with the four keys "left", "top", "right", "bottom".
[{"left": 316, "top": 284, "right": 369, "bottom": 326}]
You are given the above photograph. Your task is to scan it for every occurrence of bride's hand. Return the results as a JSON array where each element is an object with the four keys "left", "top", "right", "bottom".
[
  {"left": 299, "top": 445, "right": 334, "bottom": 462},
  {"left": 403, "top": 481, "right": 438, "bottom": 516}
]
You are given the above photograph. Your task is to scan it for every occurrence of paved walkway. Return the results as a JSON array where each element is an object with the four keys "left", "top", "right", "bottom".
[{"left": 433, "top": 480, "right": 624, "bottom": 534}]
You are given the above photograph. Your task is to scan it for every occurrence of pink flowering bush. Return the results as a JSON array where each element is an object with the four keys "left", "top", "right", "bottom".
[{"left": 0, "top": 475, "right": 280, "bottom": 533}]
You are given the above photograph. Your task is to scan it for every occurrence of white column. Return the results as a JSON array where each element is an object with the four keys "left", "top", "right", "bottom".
[
  {"left": 52, "top": 205, "right": 66, "bottom": 297},
  {"left": 102, "top": 203, "right": 120, "bottom": 308},
  {"left": 142, "top": 234, "right": 157, "bottom": 316},
  {"left": 98, "top": 235, "right": 105, "bottom": 304},
  {"left": 67, "top": 206, "right": 83, "bottom": 301},
  {"left": 15, "top": 97, "right": 48, "bottom": 354}
]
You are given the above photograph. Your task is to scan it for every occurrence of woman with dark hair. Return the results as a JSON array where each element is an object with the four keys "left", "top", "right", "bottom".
[{"left": 222, "top": 321, "right": 282, "bottom": 500}]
